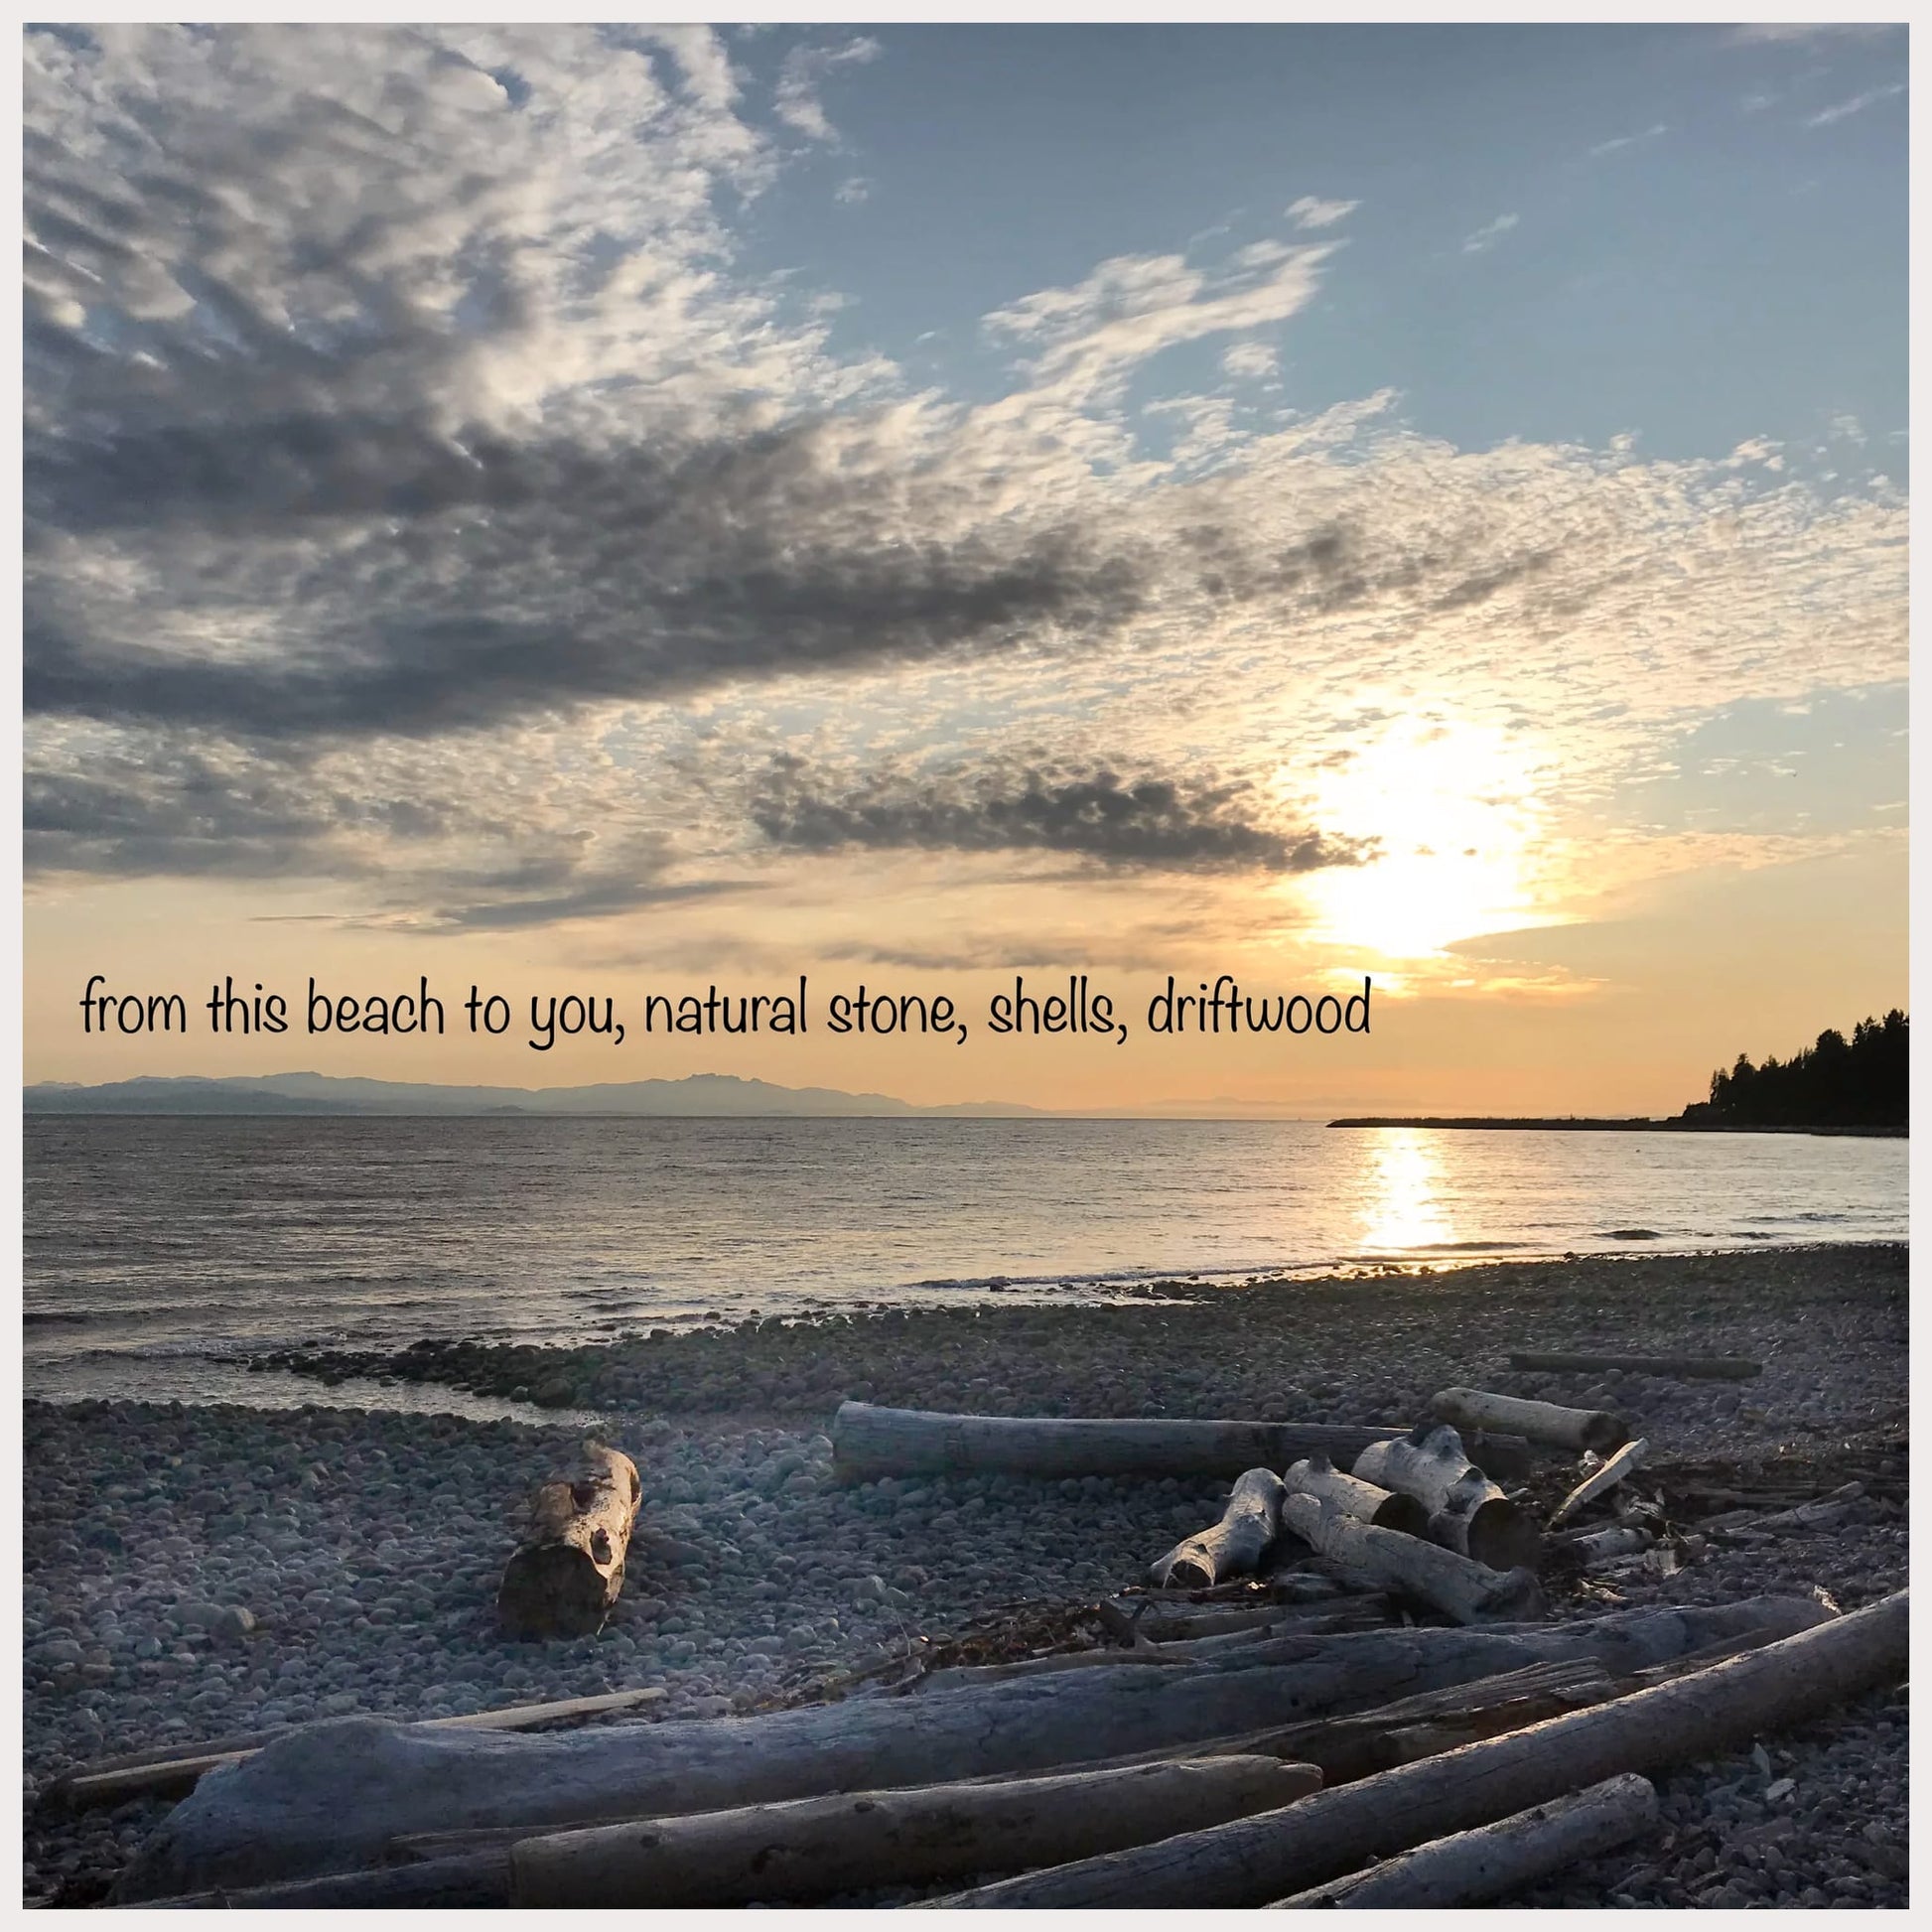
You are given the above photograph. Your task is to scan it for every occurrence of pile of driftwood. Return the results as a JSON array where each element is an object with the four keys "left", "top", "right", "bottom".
[{"left": 69, "top": 1366, "right": 1907, "bottom": 1908}]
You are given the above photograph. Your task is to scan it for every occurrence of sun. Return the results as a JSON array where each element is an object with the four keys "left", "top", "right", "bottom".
[{"left": 1288, "top": 711, "right": 1548, "bottom": 960}]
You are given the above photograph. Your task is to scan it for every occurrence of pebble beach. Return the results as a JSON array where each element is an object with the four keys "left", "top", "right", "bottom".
[{"left": 23, "top": 1242, "right": 1908, "bottom": 1907}]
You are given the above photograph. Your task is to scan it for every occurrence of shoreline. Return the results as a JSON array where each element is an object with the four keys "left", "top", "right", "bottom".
[
  {"left": 1328, "top": 1117, "right": 1906, "bottom": 1137},
  {"left": 24, "top": 1243, "right": 1907, "bottom": 1906}
]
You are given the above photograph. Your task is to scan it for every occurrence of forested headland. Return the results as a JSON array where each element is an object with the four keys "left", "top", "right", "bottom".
[{"left": 1679, "top": 1011, "right": 1907, "bottom": 1131}]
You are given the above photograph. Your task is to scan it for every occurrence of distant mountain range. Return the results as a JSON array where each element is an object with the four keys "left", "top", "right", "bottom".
[{"left": 22, "top": 1071, "right": 1046, "bottom": 1118}]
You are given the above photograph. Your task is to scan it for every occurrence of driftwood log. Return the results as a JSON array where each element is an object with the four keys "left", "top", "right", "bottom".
[
  {"left": 511, "top": 1755, "right": 1321, "bottom": 1906},
  {"left": 1150, "top": 1469, "right": 1286, "bottom": 1587},
  {"left": 137, "top": 1758, "right": 1323, "bottom": 1911},
  {"left": 497, "top": 1443, "right": 640, "bottom": 1640},
  {"left": 115, "top": 1600, "right": 1807, "bottom": 1898},
  {"left": 1351, "top": 1424, "right": 1539, "bottom": 1570},
  {"left": 1271, "top": 1772, "right": 1659, "bottom": 1907},
  {"left": 1282, "top": 1454, "right": 1428, "bottom": 1537},
  {"left": 1549, "top": 1438, "right": 1649, "bottom": 1529},
  {"left": 831, "top": 1403, "right": 1401, "bottom": 1482},
  {"left": 386, "top": 1624, "right": 1804, "bottom": 1883},
  {"left": 44, "top": 1688, "right": 666, "bottom": 1812},
  {"left": 1280, "top": 1493, "right": 1543, "bottom": 1625},
  {"left": 928, "top": 1589, "right": 1904, "bottom": 1907},
  {"left": 1429, "top": 1388, "right": 1630, "bottom": 1452},
  {"left": 1572, "top": 1525, "right": 1655, "bottom": 1566},
  {"left": 1508, "top": 1351, "right": 1761, "bottom": 1382}
]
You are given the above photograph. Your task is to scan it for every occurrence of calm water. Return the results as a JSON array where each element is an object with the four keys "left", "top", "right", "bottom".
[{"left": 24, "top": 1116, "right": 1906, "bottom": 1407}]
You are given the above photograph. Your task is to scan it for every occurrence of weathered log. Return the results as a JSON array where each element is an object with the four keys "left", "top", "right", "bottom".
[
  {"left": 389, "top": 1617, "right": 1815, "bottom": 1865},
  {"left": 928, "top": 1589, "right": 1904, "bottom": 1907},
  {"left": 1350, "top": 1424, "right": 1539, "bottom": 1571},
  {"left": 1572, "top": 1525, "right": 1654, "bottom": 1566},
  {"left": 116, "top": 1600, "right": 1809, "bottom": 1898},
  {"left": 1430, "top": 1388, "right": 1629, "bottom": 1452},
  {"left": 497, "top": 1442, "right": 640, "bottom": 1640},
  {"left": 515, "top": 1754, "right": 1320, "bottom": 1906},
  {"left": 831, "top": 1402, "right": 1401, "bottom": 1482},
  {"left": 1727, "top": 1482, "right": 1865, "bottom": 1536},
  {"left": 1280, "top": 1493, "right": 1543, "bottom": 1625},
  {"left": 1150, "top": 1468, "right": 1286, "bottom": 1588},
  {"left": 141, "top": 1757, "right": 1322, "bottom": 1908},
  {"left": 1271, "top": 1772, "right": 1659, "bottom": 1907},
  {"left": 44, "top": 1687, "right": 668, "bottom": 1812},
  {"left": 1283, "top": 1454, "right": 1429, "bottom": 1537},
  {"left": 1508, "top": 1350, "right": 1761, "bottom": 1382},
  {"left": 1549, "top": 1437, "right": 1650, "bottom": 1529},
  {"left": 1109, "top": 1597, "right": 1372, "bottom": 1645},
  {"left": 122, "top": 1854, "right": 513, "bottom": 1910}
]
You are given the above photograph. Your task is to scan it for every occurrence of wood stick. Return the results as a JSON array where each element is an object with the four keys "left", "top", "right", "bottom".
[
  {"left": 1283, "top": 1454, "right": 1429, "bottom": 1537},
  {"left": 925, "top": 1589, "right": 1905, "bottom": 1907},
  {"left": 116, "top": 1601, "right": 1816, "bottom": 1899},
  {"left": 1271, "top": 1773, "right": 1659, "bottom": 1907},
  {"left": 1429, "top": 1388, "right": 1630, "bottom": 1452},
  {"left": 44, "top": 1687, "right": 670, "bottom": 1812},
  {"left": 1549, "top": 1438, "right": 1650, "bottom": 1529},
  {"left": 512, "top": 1755, "right": 1320, "bottom": 1907},
  {"left": 1352, "top": 1424, "right": 1539, "bottom": 1571},
  {"left": 831, "top": 1403, "right": 1403, "bottom": 1482},
  {"left": 1508, "top": 1351, "right": 1761, "bottom": 1382},
  {"left": 1149, "top": 1468, "right": 1286, "bottom": 1588},
  {"left": 1280, "top": 1493, "right": 1543, "bottom": 1625},
  {"left": 497, "top": 1441, "right": 640, "bottom": 1640}
]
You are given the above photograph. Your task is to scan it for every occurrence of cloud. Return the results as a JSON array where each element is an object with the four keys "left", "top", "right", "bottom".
[
  {"left": 27, "top": 416, "right": 1157, "bottom": 739},
  {"left": 835, "top": 175, "right": 872, "bottom": 205},
  {"left": 750, "top": 756, "right": 1374, "bottom": 874},
  {"left": 1286, "top": 195, "right": 1359, "bottom": 230},
  {"left": 1221, "top": 341, "right": 1278, "bottom": 380},
  {"left": 983, "top": 241, "right": 1333, "bottom": 405},
  {"left": 1806, "top": 82, "right": 1906, "bottom": 128},
  {"left": 1587, "top": 124, "right": 1667, "bottom": 158},
  {"left": 773, "top": 35, "right": 881, "bottom": 142},
  {"left": 20, "top": 23, "right": 1908, "bottom": 948},
  {"left": 1728, "top": 23, "right": 1900, "bottom": 45},
  {"left": 1461, "top": 212, "right": 1520, "bottom": 255}
]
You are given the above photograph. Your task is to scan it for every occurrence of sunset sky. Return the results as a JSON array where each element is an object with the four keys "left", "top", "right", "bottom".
[{"left": 24, "top": 23, "right": 1907, "bottom": 1114}]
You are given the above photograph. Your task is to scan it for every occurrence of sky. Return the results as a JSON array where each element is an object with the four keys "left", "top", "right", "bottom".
[{"left": 22, "top": 22, "right": 1908, "bottom": 1114}]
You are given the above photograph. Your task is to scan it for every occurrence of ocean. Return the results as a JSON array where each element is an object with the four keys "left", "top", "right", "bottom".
[{"left": 24, "top": 1115, "right": 1906, "bottom": 1410}]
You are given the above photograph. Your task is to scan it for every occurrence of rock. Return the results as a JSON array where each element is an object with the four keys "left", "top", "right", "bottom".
[{"left": 211, "top": 1606, "right": 257, "bottom": 1645}]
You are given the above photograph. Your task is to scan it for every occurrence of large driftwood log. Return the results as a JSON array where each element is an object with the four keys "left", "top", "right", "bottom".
[
  {"left": 392, "top": 1619, "right": 1816, "bottom": 1873},
  {"left": 1149, "top": 1468, "right": 1286, "bottom": 1587},
  {"left": 831, "top": 1403, "right": 1400, "bottom": 1482},
  {"left": 928, "top": 1589, "right": 1905, "bottom": 1907},
  {"left": 1350, "top": 1424, "right": 1539, "bottom": 1571},
  {"left": 1549, "top": 1438, "right": 1649, "bottom": 1529},
  {"left": 1508, "top": 1351, "right": 1761, "bottom": 1382},
  {"left": 115, "top": 1600, "right": 1808, "bottom": 1899},
  {"left": 1280, "top": 1493, "right": 1543, "bottom": 1625},
  {"left": 1429, "top": 1388, "right": 1629, "bottom": 1452},
  {"left": 44, "top": 1688, "right": 668, "bottom": 1812},
  {"left": 143, "top": 1758, "right": 1323, "bottom": 1910},
  {"left": 1271, "top": 1772, "right": 1659, "bottom": 1907},
  {"left": 513, "top": 1755, "right": 1320, "bottom": 1906},
  {"left": 497, "top": 1443, "right": 640, "bottom": 1640},
  {"left": 1283, "top": 1454, "right": 1429, "bottom": 1537}
]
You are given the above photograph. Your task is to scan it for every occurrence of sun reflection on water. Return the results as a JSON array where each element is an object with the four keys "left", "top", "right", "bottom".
[{"left": 1358, "top": 1129, "right": 1453, "bottom": 1254}]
